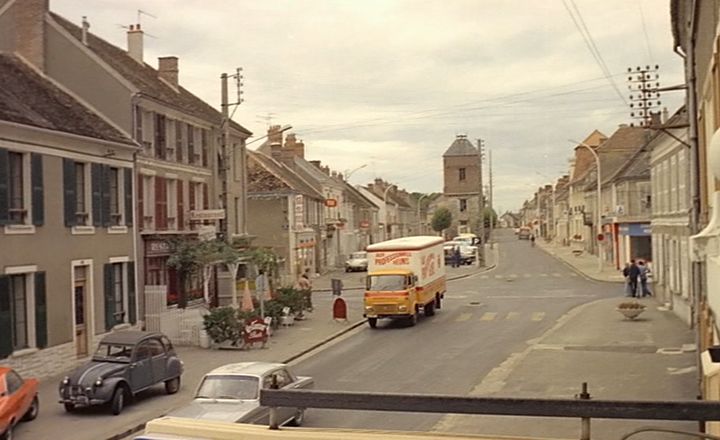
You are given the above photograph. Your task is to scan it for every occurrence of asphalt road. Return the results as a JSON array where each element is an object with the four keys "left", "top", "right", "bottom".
[{"left": 296, "top": 230, "right": 617, "bottom": 431}]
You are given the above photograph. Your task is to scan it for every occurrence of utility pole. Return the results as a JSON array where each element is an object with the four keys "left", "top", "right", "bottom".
[
  {"left": 477, "top": 139, "right": 485, "bottom": 266},
  {"left": 488, "top": 148, "right": 494, "bottom": 248},
  {"left": 219, "top": 68, "right": 244, "bottom": 242}
]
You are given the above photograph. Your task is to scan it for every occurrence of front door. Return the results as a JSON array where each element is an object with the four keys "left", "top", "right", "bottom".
[
  {"left": 74, "top": 266, "right": 88, "bottom": 357},
  {"left": 130, "top": 341, "right": 155, "bottom": 392}
]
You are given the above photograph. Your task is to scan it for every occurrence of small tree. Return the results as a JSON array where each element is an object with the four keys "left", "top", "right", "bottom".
[{"left": 431, "top": 207, "right": 452, "bottom": 235}]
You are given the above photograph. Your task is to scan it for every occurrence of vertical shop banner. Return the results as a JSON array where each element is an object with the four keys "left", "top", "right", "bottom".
[{"left": 294, "top": 194, "right": 304, "bottom": 231}]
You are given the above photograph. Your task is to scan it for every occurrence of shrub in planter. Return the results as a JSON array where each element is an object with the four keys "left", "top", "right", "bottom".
[
  {"left": 275, "top": 287, "right": 306, "bottom": 315},
  {"left": 262, "top": 299, "right": 285, "bottom": 329},
  {"left": 203, "top": 306, "right": 243, "bottom": 346}
]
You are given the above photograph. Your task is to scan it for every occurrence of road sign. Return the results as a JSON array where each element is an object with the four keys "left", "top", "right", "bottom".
[{"left": 597, "top": 233, "right": 604, "bottom": 241}]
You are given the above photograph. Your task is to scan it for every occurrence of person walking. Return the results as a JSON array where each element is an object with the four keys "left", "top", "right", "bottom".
[
  {"left": 621, "top": 263, "right": 632, "bottom": 297},
  {"left": 295, "top": 268, "right": 313, "bottom": 314},
  {"left": 628, "top": 259, "right": 640, "bottom": 298},
  {"left": 452, "top": 246, "right": 461, "bottom": 268},
  {"left": 530, "top": 234, "right": 535, "bottom": 247},
  {"left": 638, "top": 260, "right": 652, "bottom": 297}
]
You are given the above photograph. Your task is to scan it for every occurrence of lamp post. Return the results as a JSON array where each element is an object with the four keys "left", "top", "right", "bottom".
[
  {"left": 417, "top": 194, "right": 429, "bottom": 235},
  {"left": 569, "top": 139, "right": 603, "bottom": 273},
  {"left": 344, "top": 164, "right": 367, "bottom": 182},
  {"left": 383, "top": 184, "right": 396, "bottom": 241}
]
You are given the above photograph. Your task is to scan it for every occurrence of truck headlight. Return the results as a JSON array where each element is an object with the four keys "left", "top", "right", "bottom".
[
  {"left": 62, "top": 376, "right": 70, "bottom": 385},
  {"left": 398, "top": 305, "right": 407, "bottom": 311},
  {"left": 94, "top": 378, "right": 103, "bottom": 387}
]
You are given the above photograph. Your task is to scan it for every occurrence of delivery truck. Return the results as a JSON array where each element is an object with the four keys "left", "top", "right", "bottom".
[{"left": 364, "top": 236, "right": 446, "bottom": 328}]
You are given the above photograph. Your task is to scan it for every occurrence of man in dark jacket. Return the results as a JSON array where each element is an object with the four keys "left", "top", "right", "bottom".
[{"left": 628, "top": 259, "right": 640, "bottom": 297}]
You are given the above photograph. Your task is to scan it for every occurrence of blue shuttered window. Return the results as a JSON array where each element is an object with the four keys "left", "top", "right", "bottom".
[{"left": 63, "top": 158, "right": 77, "bottom": 227}]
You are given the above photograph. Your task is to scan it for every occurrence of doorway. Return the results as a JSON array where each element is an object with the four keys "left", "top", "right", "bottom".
[{"left": 74, "top": 265, "right": 89, "bottom": 357}]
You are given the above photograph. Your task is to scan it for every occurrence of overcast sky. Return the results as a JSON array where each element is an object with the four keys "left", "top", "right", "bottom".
[{"left": 51, "top": 0, "right": 684, "bottom": 213}]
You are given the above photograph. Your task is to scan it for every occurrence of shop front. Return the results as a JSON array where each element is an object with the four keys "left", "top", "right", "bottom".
[{"left": 618, "top": 223, "right": 652, "bottom": 263}]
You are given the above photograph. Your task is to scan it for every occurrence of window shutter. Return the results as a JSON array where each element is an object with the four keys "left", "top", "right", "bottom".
[
  {"left": 137, "top": 175, "right": 144, "bottom": 230},
  {"left": 177, "top": 179, "right": 184, "bottom": 230},
  {"left": 104, "top": 264, "right": 115, "bottom": 331},
  {"left": 0, "top": 148, "right": 8, "bottom": 225},
  {"left": 34, "top": 272, "right": 47, "bottom": 349},
  {"left": 203, "top": 183, "right": 209, "bottom": 209},
  {"left": 189, "top": 183, "right": 196, "bottom": 212},
  {"left": 31, "top": 153, "right": 44, "bottom": 226},
  {"left": 155, "top": 176, "right": 166, "bottom": 230},
  {"left": 101, "top": 165, "right": 111, "bottom": 227},
  {"left": 91, "top": 163, "right": 102, "bottom": 227},
  {"left": 128, "top": 262, "right": 136, "bottom": 325},
  {"left": 63, "top": 158, "right": 77, "bottom": 227},
  {"left": 124, "top": 168, "right": 133, "bottom": 226},
  {"left": 0, "top": 276, "right": 11, "bottom": 358}
]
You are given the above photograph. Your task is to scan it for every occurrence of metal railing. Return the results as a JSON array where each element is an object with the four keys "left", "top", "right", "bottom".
[{"left": 261, "top": 383, "right": 720, "bottom": 440}]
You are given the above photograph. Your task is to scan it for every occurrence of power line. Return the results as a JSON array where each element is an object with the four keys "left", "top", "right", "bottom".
[
  {"left": 563, "top": 0, "right": 628, "bottom": 106},
  {"left": 638, "top": 2, "right": 655, "bottom": 63}
]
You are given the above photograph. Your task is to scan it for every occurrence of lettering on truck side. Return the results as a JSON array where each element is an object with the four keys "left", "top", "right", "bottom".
[{"left": 373, "top": 252, "right": 412, "bottom": 266}]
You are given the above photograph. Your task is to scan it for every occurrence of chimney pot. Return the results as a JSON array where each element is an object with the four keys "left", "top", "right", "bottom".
[
  {"left": 127, "top": 23, "right": 144, "bottom": 63},
  {"left": 81, "top": 16, "right": 90, "bottom": 46}
]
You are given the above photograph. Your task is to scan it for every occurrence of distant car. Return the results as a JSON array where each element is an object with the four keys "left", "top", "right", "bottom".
[
  {"left": 59, "top": 331, "right": 183, "bottom": 415},
  {"left": 518, "top": 227, "right": 531, "bottom": 240},
  {"left": 513, "top": 227, "right": 520, "bottom": 235},
  {"left": 443, "top": 241, "right": 476, "bottom": 265},
  {"left": 168, "top": 362, "right": 313, "bottom": 427},
  {"left": 0, "top": 367, "right": 39, "bottom": 440},
  {"left": 345, "top": 251, "right": 368, "bottom": 272}
]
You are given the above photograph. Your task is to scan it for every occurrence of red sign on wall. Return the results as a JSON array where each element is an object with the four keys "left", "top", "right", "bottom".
[
  {"left": 325, "top": 199, "right": 338, "bottom": 207},
  {"left": 359, "top": 220, "right": 370, "bottom": 229}
]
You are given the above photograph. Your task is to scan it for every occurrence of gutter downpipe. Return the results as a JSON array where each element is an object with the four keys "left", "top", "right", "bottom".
[
  {"left": 675, "top": 0, "right": 703, "bottom": 430},
  {"left": 130, "top": 93, "right": 143, "bottom": 329}
]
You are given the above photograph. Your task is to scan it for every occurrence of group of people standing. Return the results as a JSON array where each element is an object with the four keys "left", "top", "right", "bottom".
[{"left": 622, "top": 259, "right": 652, "bottom": 297}]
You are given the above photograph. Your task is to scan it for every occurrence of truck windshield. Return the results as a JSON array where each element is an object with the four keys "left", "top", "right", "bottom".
[{"left": 367, "top": 275, "right": 406, "bottom": 291}]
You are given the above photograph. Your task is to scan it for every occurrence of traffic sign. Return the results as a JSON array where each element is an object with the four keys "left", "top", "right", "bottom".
[{"left": 597, "top": 234, "right": 604, "bottom": 241}]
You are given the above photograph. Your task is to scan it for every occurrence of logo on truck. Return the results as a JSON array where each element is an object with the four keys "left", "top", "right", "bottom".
[
  {"left": 374, "top": 252, "right": 411, "bottom": 265},
  {"left": 421, "top": 254, "right": 436, "bottom": 278}
]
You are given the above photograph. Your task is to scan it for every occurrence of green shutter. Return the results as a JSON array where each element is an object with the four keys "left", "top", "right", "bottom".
[
  {"left": 0, "top": 148, "right": 9, "bottom": 225},
  {"left": 101, "top": 165, "right": 111, "bottom": 227},
  {"left": 63, "top": 159, "right": 76, "bottom": 227},
  {"left": 31, "top": 154, "right": 44, "bottom": 226},
  {"left": 34, "top": 272, "right": 47, "bottom": 349},
  {"left": 0, "top": 276, "right": 11, "bottom": 358},
  {"left": 127, "top": 262, "right": 136, "bottom": 325},
  {"left": 91, "top": 163, "right": 102, "bottom": 227},
  {"left": 124, "top": 168, "right": 133, "bottom": 226},
  {"left": 104, "top": 264, "right": 115, "bottom": 331}
]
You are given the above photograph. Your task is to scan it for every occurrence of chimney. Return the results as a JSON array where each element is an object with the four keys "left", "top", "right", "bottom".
[
  {"left": 14, "top": 0, "right": 49, "bottom": 71},
  {"left": 270, "top": 141, "right": 282, "bottom": 162},
  {"left": 294, "top": 140, "right": 305, "bottom": 159},
  {"left": 267, "top": 125, "right": 283, "bottom": 145},
  {"left": 158, "top": 56, "right": 179, "bottom": 89},
  {"left": 285, "top": 133, "right": 297, "bottom": 150},
  {"left": 650, "top": 111, "right": 662, "bottom": 128},
  {"left": 127, "top": 24, "right": 144, "bottom": 63},
  {"left": 81, "top": 16, "right": 90, "bottom": 46},
  {"left": 662, "top": 107, "right": 670, "bottom": 124}
]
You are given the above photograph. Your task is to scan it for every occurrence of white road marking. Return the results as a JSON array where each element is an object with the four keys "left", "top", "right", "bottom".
[
  {"left": 480, "top": 312, "right": 497, "bottom": 321},
  {"left": 456, "top": 312, "right": 472, "bottom": 322},
  {"left": 531, "top": 312, "right": 545, "bottom": 321},
  {"left": 505, "top": 312, "right": 519, "bottom": 320}
]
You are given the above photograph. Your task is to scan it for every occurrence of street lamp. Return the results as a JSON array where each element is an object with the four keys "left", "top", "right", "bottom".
[
  {"left": 383, "top": 184, "right": 396, "bottom": 241},
  {"left": 569, "top": 139, "right": 603, "bottom": 273},
  {"left": 417, "top": 194, "right": 429, "bottom": 235},
  {"left": 344, "top": 164, "right": 367, "bottom": 182}
]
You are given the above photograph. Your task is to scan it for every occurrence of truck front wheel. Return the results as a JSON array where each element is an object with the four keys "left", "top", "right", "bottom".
[
  {"left": 435, "top": 295, "right": 442, "bottom": 309},
  {"left": 368, "top": 318, "right": 378, "bottom": 328},
  {"left": 407, "top": 310, "right": 418, "bottom": 326}
]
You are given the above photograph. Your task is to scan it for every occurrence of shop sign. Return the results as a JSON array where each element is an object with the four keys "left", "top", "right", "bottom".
[
  {"left": 294, "top": 195, "right": 304, "bottom": 231},
  {"left": 325, "top": 198, "right": 338, "bottom": 208},
  {"left": 189, "top": 209, "right": 225, "bottom": 221},
  {"left": 146, "top": 240, "right": 171, "bottom": 256},
  {"left": 619, "top": 223, "right": 651, "bottom": 237},
  {"left": 359, "top": 220, "right": 370, "bottom": 229}
]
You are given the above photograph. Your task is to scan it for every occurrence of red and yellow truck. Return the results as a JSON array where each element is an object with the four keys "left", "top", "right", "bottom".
[{"left": 364, "top": 236, "right": 446, "bottom": 328}]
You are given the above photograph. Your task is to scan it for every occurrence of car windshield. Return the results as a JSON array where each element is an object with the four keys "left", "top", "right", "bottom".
[
  {"left": 367, "top": 275, "right": 406, "bottom": 291},
  {"left": 351, "top": 252, "right": 367, "bottom": 260},
  {"left": 195, "top": 375, "right": 260, "bottom": 400},
  {"left": 93, "top": 343, "right": 133, "bottom": 362}
]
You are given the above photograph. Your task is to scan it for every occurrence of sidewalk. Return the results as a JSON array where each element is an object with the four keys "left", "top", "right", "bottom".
[
  {"left": 435, "top": 296, "right": 698, "bottom": 439},
  {"left": 536, "top": 240, "right": 625, "bottom": 283}
]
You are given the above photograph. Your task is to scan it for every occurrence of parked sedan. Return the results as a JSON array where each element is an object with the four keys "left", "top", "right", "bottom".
[
  {"left": 59, "top": 331, "right": 183, "bottom": 415},
  {"left": 0, "top": 367, "right": 39, "bottom": 440},
  {"left": 345, "top": 251, "right": 368, "bottom": 272},
  {"left": 168, "top": 362, "right": 313, "bottom": 426}
]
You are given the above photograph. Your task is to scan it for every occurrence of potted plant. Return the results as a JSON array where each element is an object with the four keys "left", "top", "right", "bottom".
[
  {"left": 616, "top": 301, "right": 646, "bottom": 320},
  {"left": 202, "top": 306, "right": 244, "bottom": 348}
]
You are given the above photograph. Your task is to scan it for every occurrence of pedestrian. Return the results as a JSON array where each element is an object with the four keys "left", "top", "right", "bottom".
[
  {"left": 452, "top": 246, "right": 461, "bottom": 268},
  {"left": 530, "top": 234, "right": 535, "bottom": 247},
  {"left": 294, "top": 268, "right": 313, "bottom": 314},
  {"left": 621, "top": 263, "right": 632, "bottom": 296},
  {"left": 628, "top": 259, "right": 640, "bottom": 297},
  {"left": 638, "top": 260, "right": 652, "bottom": 297}
]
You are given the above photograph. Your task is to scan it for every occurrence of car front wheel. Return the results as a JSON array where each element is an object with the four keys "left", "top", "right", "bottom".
[
  {"left": 165, "top": 377, "right": 180, "bottom": 394},
  {"left": 111, "top": 387, "right": 125, "bottom": 415},
  {"left": 289, "top": 409, "right": 305, "bottom": 426}
]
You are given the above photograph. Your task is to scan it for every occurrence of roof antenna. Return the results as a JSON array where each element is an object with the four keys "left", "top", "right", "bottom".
[{"left": 134, "top": 9, "right": 159, "bottom": 39}]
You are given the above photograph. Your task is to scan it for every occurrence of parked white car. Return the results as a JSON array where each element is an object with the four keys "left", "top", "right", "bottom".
[{"left": 345, "top": 251, "right": 368, "bottom": 272}]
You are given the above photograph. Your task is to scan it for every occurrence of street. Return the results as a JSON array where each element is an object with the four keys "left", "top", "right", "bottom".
[{"left": 14, "top": 231, "right": 697, "bottom": 440}]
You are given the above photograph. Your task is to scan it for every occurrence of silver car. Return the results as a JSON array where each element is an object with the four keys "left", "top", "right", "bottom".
[
  {"left": 345, "top": 251, "right": 368, "bottom": 272},
  {"left": 168, "top": 362, "right": 313, "bottom": 426}
]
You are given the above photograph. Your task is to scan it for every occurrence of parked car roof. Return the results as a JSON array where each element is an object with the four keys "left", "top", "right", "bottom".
[
  {"left": 100, "top": 330, "right": 165, "bottom": 345},
  {"left": 206, "top": 362, "right": 286, "bottom": 377}
]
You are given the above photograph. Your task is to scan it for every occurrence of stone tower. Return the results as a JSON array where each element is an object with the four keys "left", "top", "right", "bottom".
[{"left": 441, "top": 134, "right": 480, "bottom": 236}]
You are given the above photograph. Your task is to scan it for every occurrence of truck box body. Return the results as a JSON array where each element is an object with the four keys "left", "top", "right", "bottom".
[{"left": 364, "top": 236, "right": 446, "bottom": 328}]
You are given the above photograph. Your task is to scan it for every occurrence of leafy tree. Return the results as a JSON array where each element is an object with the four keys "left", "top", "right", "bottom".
[{"left": 431, "top": 207, "right": 452, "bottom": 234}]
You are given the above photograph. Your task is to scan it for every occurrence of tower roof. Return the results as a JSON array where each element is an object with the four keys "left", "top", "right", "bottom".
[{"left": 443, "top": 135, "right": 478, "bottom": 157}]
